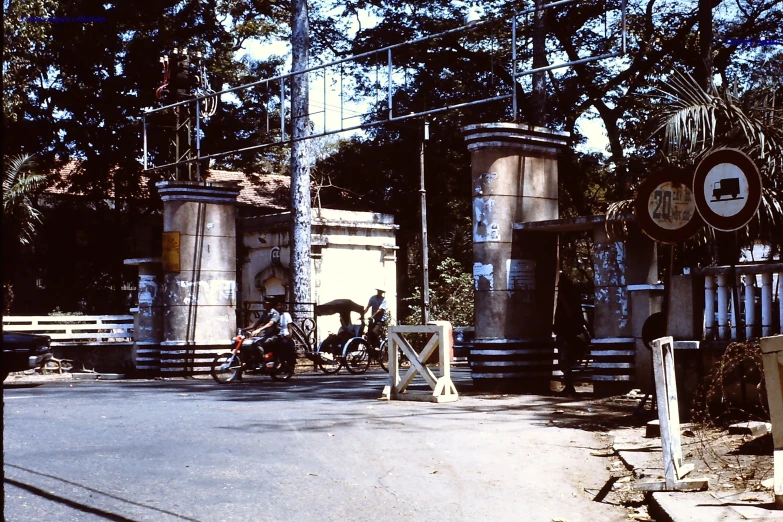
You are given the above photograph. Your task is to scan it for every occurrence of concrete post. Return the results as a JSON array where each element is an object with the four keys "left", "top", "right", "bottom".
[
  {"left": 124, "top": 258, "right": 163, "bottom": 376},
  {"left": 156, "top": 181, "right": 241, "bottom": 376},
  {"left": 462, "top": 123, "right": 568, "bottom": 392}
]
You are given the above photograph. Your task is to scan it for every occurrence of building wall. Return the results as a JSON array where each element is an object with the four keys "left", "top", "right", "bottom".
[{"left": 239, "top": 209, "right": 398, "bottom": 342}]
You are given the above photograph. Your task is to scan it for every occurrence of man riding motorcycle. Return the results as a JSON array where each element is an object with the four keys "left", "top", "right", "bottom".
[{"left": 244, "top": 295, "right": 281, "bottom": 369}]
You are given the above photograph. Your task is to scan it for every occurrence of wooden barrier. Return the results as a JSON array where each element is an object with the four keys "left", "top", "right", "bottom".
[
  {"left": 382, "top": 322, "right": 458, "bottom": 403},
  {"left": 2, "top": 315, "right": 134, "bottom": 345},
  {"left": 636, "top": 336, "right": 708, "bottom": 492},
  {"left": 760, "top": 335, "right": 783, "bottom": 508},
  {"left": 3, "top": 315, "right": 134, "bottom": 373}
]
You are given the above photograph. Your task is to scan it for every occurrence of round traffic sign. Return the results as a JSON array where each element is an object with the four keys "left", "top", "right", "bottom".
[
  {"left": 693, "top": 149, "right": 762, "bottom": 231},
  {"left": 634, "top": 168, "right": 703, "bottom": 243}
]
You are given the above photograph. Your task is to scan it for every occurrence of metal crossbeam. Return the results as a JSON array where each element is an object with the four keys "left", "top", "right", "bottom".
[{"left": 143, "top": 0, "right": 626, "bottom": 172}]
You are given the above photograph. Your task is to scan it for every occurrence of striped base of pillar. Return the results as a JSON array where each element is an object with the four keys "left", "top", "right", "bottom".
[
  {"left": 133, "top": 341, "right": 161, "bottom": 377},
  {"left": 590, "top": 338, "right": 636, "bottom": 397},
  {"left": 160, "top": 343, "right": 232, "bottom": 377},
  {"left": 469, "top": 339, "right": 556, "bottom": 393}
]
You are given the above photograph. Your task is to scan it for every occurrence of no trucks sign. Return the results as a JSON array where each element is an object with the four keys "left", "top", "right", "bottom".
[
  {"left": 635, "top": 169, "right": 704, "bottom": 243},
  {"left": 693, "top": 148, "right": 762, "bottom": 232}
]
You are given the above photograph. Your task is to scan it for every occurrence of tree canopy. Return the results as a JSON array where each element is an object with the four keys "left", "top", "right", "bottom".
[{"left": 4, "top": 0, "right": 782, "bottom": 315}]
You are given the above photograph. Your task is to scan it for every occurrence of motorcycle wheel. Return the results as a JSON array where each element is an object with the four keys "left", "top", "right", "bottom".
[
  {"left": 269, "top": 359, "right": 295, "bottom": 381},
  {"left": 344, "top": 338, "right": 370, "bottom": 374},
  {"left": 317, "top": 338, "right": 343, "bottom": 374},
  {"left": 211, "top": 353, "right": 243, "bottom": 384}
]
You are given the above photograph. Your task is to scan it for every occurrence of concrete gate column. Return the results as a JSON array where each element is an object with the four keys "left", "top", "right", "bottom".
[
  {"left": 156, "top": 181, "right": 241, "bottom": 376},
  {"left": 462, "top": 123, "right": 569, "bottom": 392}
]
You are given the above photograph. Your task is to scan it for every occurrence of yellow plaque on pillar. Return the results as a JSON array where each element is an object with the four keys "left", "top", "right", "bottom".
[{"left": 162, "top": 231, "right": 181, "bottom": 273}]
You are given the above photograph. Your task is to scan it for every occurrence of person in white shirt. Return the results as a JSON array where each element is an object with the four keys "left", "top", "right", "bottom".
[{"left": 364, "top": 289, "right": 388, "bottom": 348}]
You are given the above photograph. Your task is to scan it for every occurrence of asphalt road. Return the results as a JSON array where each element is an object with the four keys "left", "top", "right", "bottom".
[{"left": 4, "top": 368, "right": 630, "bottom": 522}]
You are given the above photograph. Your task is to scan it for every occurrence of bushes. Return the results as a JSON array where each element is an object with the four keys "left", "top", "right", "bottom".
[{"left": 404, "top": 258, "right": 473, "bottom": 326}]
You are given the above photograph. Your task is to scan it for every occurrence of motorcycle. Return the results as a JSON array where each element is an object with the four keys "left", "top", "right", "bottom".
[{"left": 210, "top": 328, "right": 295, "bottom": 384}]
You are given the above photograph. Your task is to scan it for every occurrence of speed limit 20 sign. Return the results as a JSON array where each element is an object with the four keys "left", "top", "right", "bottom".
[{"left": 635, "top": 169, "right": 704, "bottom": 243}]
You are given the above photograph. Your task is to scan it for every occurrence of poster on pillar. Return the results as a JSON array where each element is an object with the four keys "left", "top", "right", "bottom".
[
  {"left": 635, "top": 169, "right": 704, "bottom": 244},
  {"left": 507, "top": 259, "right": 535, "bottom": 291},
  {"left": 162, "top": 231, "right": 181, "bottom": 273}
]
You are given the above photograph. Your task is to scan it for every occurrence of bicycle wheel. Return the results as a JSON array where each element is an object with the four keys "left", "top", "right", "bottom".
[
  {"left": 211, "top": 353, "right": 243, "bottom": 383},
  {"left": 317, "top": 337, "right": 342, "bottom": 374},
  {"left": 380, "top": 340, "right": 412, "bottom": 372},
  {"left": 379, "top": 339, "right": 389, "bottom": 371},
  {"left": 344, "top": 338, "right": 370, "bottom": 374}
]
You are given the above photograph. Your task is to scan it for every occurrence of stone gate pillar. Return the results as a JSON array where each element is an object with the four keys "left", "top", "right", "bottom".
[
  {"left": 156, "top": 181, "right": 241, "bottom": 376},
  {"left": 462, "top": 123, "right": 569, "bottom": 392}
]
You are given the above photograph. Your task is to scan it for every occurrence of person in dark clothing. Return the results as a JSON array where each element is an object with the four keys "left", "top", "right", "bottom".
[
  {"left": 244, "top": 296, "right": 281, "bottom": 367},
  {"left": 553, "top": 272, "right": 590, "bottom": 396}
]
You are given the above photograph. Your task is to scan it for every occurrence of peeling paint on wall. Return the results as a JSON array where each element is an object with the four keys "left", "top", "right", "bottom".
[
  {"left": 138, "top": 275, "right": 158, "bottom": 305},
  {"left": 473, "top": 262, "right": 494, "bottom": 290},
  {"left": 473, "top": 198, "right": 499, "bottom": 242},
  {"left": 474, "top": 172, "right": 498, "bottom": 195}
]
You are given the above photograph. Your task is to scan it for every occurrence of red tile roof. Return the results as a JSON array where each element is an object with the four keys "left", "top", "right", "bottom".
[
  {"left": 206, "top": 169, "right": 289, "bottom": 209},
  {"left": 43, "top": 162, "right": 290, "bottom": 210}
]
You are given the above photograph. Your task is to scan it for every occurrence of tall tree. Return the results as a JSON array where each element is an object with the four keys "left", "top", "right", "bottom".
[{"left": 291, "top": 0, "right": 312, "bottom": 316}]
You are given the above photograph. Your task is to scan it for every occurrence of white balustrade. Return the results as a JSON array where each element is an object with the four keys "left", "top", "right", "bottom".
[
  {"left": 704, "top": 276, "right": 716, "bottom": 340},
  {"left": 745, "top": 274, "right": 757, "bottom": 340},
  {"left": 699, "top": 264, "right": 783, "bottom": 341},
  {"left": 717, "top": 274, "right": 730, "bottom": 341},
  {"left": 762, "top": 272, "right": 773, "bottom": 337}
]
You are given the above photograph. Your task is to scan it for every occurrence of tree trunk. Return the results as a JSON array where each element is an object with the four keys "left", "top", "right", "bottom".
[{"left": 290, "top": 0, "right": 312, "bottom": 318}]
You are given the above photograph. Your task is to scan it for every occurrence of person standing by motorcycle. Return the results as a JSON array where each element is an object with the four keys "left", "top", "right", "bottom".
[
  {"left": 245, "top": 295, "right": 281, "bottom": 368},
  {"left": 276, "top": 297, "right": 296, "bottom": 370},
  {"left": 364, "top": 288, "right": 387, "bottom": 349}
]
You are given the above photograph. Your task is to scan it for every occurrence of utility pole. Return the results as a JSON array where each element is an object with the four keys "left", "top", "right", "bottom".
[
  {"left": 531, "top": 0, "right": 547, "bottom": 126},
  {"left": 291, "top": 0, "right": 312, "bottom": 319},
  {"left": 420, "top": 120, "right": 430, "bottom": 324}
]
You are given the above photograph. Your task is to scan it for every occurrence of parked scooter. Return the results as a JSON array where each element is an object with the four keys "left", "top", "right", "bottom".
[{"left": 210, "top": 328, "right": 295, "bottom": 383}]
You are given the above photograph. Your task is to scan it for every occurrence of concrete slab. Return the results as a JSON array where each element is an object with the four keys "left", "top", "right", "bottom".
[
  {"left": 651, "top": 491, "right": 783, "bottom": 522},
  {"left": 728, "top": 421, "right": 771, "bottom": 437}
]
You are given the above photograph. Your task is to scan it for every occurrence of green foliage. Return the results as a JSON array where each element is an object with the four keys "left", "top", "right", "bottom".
[
  {"left": 3, "top": 154, "right": 47, "bottom": 245},
  {"left": 404, "top": 258, "right": 474, "bottom": 327}
]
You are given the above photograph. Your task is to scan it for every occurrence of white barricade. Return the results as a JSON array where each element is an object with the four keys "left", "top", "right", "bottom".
[
  {"left": 382, "top": 322, "right": 458, "bottom": 403},
  {"left": 760, "top": 335, "right": 783, "bottom": 508},
  {"left": 636, "top": 336, "right": 708, "bottom": 492}
]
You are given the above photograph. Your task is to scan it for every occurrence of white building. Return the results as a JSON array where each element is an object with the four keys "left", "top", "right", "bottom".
[{"left": 238, "top": 208, "right": 398, "bottom": 341}]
